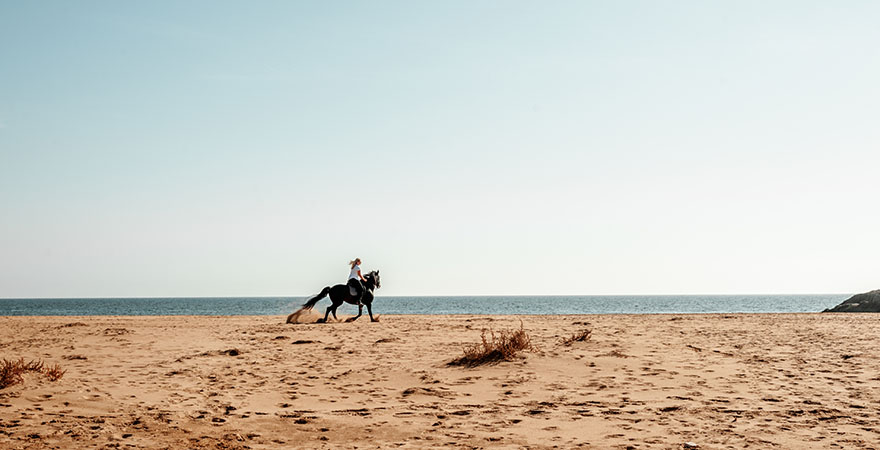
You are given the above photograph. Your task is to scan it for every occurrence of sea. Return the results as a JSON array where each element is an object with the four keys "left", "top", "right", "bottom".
[{"left": 0, "top": 294, "right": 849, "bottom": 316}]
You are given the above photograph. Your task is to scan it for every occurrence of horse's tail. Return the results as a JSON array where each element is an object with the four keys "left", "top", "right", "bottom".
[{"left": 302, "top": 287, "right": 331, "bottom": 310}]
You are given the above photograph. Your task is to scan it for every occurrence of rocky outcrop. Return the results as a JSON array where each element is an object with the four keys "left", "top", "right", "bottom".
[{"left": 823, "top": 290, "right": 880, "bottom": 312}]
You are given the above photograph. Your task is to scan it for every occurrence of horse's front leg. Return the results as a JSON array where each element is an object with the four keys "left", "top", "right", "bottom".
[
  {"left": 367, "top": 303, "right": 379, "bottom": 322},
  {"left": 346, "top": 304, "right": 363, "bottom": 323}
]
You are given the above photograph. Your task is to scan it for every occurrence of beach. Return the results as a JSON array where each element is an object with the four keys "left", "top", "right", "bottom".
[{"left": 1, "top": 313, "right": 879, "bottom": 449}]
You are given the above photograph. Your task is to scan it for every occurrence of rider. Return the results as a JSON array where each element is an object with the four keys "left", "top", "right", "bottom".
[{"left": 348, "top": 258, "right": 367, "bottom": 304}]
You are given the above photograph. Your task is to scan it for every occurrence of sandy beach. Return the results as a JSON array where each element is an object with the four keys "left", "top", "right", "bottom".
[{"left": 1, "top": 313, "right": 879, "bottom": 449}]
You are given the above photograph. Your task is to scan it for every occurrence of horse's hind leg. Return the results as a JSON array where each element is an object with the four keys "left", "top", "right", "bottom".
[
  {"left": 330, "top": 299, "right": 344, "bottom": 321},
  {"left": 321, "top": 306, "right": 333, "bottom": 323}
]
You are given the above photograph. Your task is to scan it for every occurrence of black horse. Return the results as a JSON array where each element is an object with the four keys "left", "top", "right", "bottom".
[{"left": 290, "top": 270, "right": 381, "bottom": 323}]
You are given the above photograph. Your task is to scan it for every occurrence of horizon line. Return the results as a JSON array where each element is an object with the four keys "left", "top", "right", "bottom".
[{"left": 0, "top": 292, "right": 853, "bottom": 300}]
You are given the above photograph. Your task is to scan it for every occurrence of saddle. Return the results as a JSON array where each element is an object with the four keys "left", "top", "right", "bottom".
[{"left": 349, "top": 286, "right": 359, "bottom": 296}]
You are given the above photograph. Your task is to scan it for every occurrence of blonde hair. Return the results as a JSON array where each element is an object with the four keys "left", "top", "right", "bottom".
[{"left": 349, "top": 258, "right": 361, "bottom": 269}]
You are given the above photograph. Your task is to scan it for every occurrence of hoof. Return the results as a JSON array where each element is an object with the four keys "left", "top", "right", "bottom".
[
  {"left": 345, "top": 317, "right": 358, "bottom": 323},
  {"left": 371, "top": 316, "right": 381, "bottom": 322},
  {"left": 315, "top": 318, "right": 326, "bottom": 324}
]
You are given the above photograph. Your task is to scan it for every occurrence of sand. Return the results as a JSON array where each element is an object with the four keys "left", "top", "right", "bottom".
[{"left": 1, "top": 313, "right": 879, "bottom": 449}]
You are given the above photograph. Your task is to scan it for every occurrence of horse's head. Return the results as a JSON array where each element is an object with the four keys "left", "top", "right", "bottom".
[{"left": 365, "top": 270, "right": 381, "bottom": 289}]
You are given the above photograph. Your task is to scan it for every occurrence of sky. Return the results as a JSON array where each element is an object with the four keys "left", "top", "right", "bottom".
[{"left": 1, "top": 1, "right": 878, "bottom": 297}]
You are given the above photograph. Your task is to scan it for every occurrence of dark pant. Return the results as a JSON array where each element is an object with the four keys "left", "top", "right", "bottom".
[{"left": 347, "top": 278, "right": 364, "bottom": 300}]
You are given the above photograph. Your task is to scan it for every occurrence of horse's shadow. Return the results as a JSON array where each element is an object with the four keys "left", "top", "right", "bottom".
[{"left": 312, "top": 315, "right": 381, "bottom": 324}]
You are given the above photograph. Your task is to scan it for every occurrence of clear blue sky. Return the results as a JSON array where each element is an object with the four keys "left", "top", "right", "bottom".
[{"left": 1, "top": 1, "right": 878, "bottom": 297}]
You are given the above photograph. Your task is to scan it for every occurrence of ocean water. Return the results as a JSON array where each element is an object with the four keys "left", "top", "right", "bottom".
[{"left": 0, "top": 294, "right": 849, "bottom": 316}]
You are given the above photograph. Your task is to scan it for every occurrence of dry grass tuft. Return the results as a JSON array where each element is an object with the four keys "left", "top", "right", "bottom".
[
  {"left": 0, "top": 358, "right": 66, "bottom": 388},
  {"left": 448, "top": 322, "right": 533, "bottom": 367},
  {"left": 43, "top": 364, "right": 66, "bottom": 381},
  {"left": 561, "top": 328, "right": 593, "bottom": 346}
]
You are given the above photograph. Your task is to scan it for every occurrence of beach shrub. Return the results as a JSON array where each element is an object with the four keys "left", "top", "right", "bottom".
[
  {"left": 43, "top": 363, "right": 66, "bottom": 381},
  {"left": 561, "top": 328, "right": 592, "bottom": 346},
  {"left": 449, "top": 322, "right": 533, "bottom": 367},
  {"left": 0, "top": 358, "right": 66, "bottom": 389}
]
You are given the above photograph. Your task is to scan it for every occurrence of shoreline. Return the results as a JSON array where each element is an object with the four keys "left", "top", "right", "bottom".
[
  {"left": 2, "top": 314, "right": 878, "bottom": 449},
  {"left": 0, "top": 308, "right": 868, "bottom": 325}
]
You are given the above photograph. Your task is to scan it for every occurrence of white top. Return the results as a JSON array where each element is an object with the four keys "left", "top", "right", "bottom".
[{"left": 349, "top": 265, "right": 361, "bottom": 281}]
